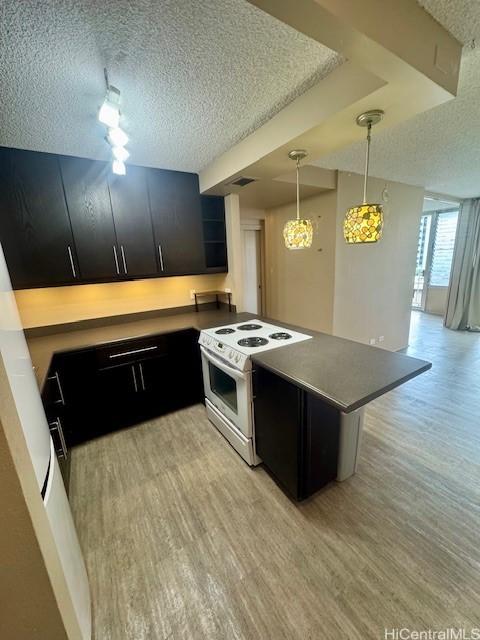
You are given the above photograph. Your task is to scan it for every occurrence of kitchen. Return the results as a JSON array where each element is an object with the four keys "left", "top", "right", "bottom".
[{"left": 0, "top": 2, "right": 471, "bottom": 639}]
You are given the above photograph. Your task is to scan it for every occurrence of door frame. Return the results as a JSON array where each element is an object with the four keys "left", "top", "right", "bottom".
[
  {"left": 413, "top": 207, "right": 458, "bottom": 312},
  {"left": 241, "top": 219, "right": 266, "bottom": 315}
]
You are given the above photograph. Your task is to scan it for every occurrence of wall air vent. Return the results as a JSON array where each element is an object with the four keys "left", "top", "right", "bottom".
[{"left": 230, "top": 176, "right": 256, "bottom": 187}]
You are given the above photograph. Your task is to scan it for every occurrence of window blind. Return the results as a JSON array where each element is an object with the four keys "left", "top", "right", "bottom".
[{"left": 430, "top": 210, "right": 459, "bottom": 287}]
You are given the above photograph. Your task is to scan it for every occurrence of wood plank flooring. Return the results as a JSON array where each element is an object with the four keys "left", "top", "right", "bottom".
[{"left": 69, "top": 312, "right": 480, "bottom": 640}]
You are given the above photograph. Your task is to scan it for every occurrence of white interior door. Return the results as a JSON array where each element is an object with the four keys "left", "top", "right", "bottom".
[{"left": 242, "top": 228, "right": 262, "bottom": 314}]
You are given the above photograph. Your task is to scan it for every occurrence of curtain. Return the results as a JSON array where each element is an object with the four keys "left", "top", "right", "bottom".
[{"left": 445, "top": 198, "right": 480, "bottom": 331}]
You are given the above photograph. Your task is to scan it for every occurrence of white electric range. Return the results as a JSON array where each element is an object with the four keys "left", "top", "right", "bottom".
[{"left": 198, "top": 319, "right": 312, "bottom": 465}]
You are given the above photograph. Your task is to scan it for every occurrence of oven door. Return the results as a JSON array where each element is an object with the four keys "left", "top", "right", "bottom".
[{"left": 200, "top": 346, "right": 253, "bottom": 438}]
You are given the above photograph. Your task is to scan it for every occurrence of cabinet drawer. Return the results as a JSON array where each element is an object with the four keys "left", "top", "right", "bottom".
[{"left": 94, "top": 334, "right": 169, "bottom": 369}]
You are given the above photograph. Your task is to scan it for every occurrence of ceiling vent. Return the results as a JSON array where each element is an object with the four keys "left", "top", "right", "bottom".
[{"left": 229, "top": 176, "right": 256, "bottom": 187}]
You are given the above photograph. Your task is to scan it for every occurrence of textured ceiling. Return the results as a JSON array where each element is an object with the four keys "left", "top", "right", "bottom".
[
  {"left": 314, "top": 1, "right": 480, "bottom": 199},
  {"left": 0, "top": 0, "right": 341, "bottom": 173}
]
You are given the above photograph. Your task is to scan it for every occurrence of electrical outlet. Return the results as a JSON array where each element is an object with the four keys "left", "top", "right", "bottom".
[
  {"left": 369, "top": 338, "right": 376, "bottom": 345},
  {"left": 378, "top": 335, "right": 385, "bottom": 343},
  {"left": 224, "top": 287, "right": 231, "bottom": 293},
  {"left": 190, "top": 289, "right": 195, "bottom": 300}
]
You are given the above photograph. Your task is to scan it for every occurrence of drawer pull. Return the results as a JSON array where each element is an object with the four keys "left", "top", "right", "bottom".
[
  {"left": 49, "top": 417, "right": 68, "bottom": 460},
  {"left": 139, "top": 362, "right": 146, "bottom": 391},
  {"left": 158, "top": 244, "right": 165, "bottom": 271},
  {"left": 120, "top": 245, "right": 128, "bottom": 274},
  {"left": 67, "top": 245, "right": 77, "bottom": 278},
  {"left": 113, "top": 245, "right": 120, "bottom": 275},
  {"left": 109, "top": 345, "right": 158, "bottom": 359},
  {"left": 47, "top": 371, "right": 65, "bottom": 406},
  {"left": 131, "top": 365, "right": 138, "bottom": 392}
]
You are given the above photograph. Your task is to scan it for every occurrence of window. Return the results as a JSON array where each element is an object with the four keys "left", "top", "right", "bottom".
[
  {"left": 430, "top": 210, "right": 459, "bottom": 286},
  {"left": 412, "top": 207, "right": 459, "bottom": 310}
]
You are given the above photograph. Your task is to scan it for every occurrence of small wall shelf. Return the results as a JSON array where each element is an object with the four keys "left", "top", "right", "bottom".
[{"left": 194, "top": 290, "right": 232, "bottom": 312}]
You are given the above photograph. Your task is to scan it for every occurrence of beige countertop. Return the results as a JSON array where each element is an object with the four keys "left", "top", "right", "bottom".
[{"left": 27, "top": 308, "right": 250, "bottom": 388}]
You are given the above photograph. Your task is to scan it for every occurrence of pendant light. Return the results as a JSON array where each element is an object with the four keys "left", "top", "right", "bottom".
[
  {"left": 283, "top": 150, "right": 313, "bottom": 250},
  {"left": 343, "top": 109, "right": 384, "bottom": 244},
  {"left": 99, "top": 68, "right": 129, "bottom": 176}
]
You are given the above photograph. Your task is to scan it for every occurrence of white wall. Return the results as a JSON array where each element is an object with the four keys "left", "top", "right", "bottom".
[
  {"left": 240, "top": 206, "right": 266, "bottom": 221},
  {"left": 333, "top": 172, "right": 424, "bottom": 351}
]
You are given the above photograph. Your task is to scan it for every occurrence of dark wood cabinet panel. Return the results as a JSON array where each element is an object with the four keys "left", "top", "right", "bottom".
[
  {"left": 201, "top": 195, "right": 228, "bottom": 272},
  {"left": 254, "top": 366, "right": 302, "bottom": 498},
  {"left": 95, "top": 363, "right": 140, "bottom": 431},
  {"left": 0, "top": 148, "right": 77, "bottom": 288},
  {"left": 42, "top": 329, "right": 203, "bottom": 447},
  {"left": 59, "top": 156, "right": 120, "bottom": 281},
  {"left": 137, "top": 354, "right": 174, "bottom": 417},
  {"left": 304, "top": 396, "right": 339, "bottom": 498},
  {"left": 148, "top": 169, "right": 206, "bottom": 275},
  {"left": 253, "top": 365, "right": 339, "bottom": 500},
  {"left": 1, "top": 147, "right": 223, "bottom": 289},
  {"left": 108, "top": 166, "right": 158, "bottom": 278}
]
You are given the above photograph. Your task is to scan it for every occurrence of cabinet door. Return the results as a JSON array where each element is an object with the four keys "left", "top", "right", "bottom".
[
  {"left": 47, "top": 350, "right": 99, "bottom": 446},
  {"left": 138, "top": 330, "right": 202, "bottom": 413},
  {"left": 304, "top": 395, "right": 339, "bottom": 496},
  {"left": 0, "top": 147, "right": 78, "bottom": 288},
  {"left": 253, "top": 365, "right": 302, "bottom": 499},
  {"left": 137, "top": 353, "right": 173, "bottom": 417},
  {"left": 108, "top": 166, "right": 158, "bottom": 278},
  {"left": 95, "top": 363, "right": 141, "bottom": 432},
  {"left": 59, "top": 156, "right": 120, "bottom": 281},
  {"left": 148, "top": 169, "right": 205, "bottom": 275}
]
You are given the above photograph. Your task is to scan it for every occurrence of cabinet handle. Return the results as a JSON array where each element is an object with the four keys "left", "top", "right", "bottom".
[
  {"left": 49, "top": 418, "right": 68, "bottom": 460},
  {"left": 131, "top": 365, "right": 138, "bottom": 392},
  {"left": 67, "top": 246, "right": 77, "bottom": 278},
  {"left": 120, "top": 245, "right": 128, "bottom": 274},
  {"left": 113, "top": 246, "right": 120, "bottom": 275},
  {"left": 139, "top": 362, "right": 146, "bottom": 391},
  {"left": 47, "top": 371, "right": 65, "bottom": 405},
  {"left": 158, "top": 244, "right": 165, "bottom": 271},
  {"left": 109, "top": 345, "right": 157, "bottom": 359}
]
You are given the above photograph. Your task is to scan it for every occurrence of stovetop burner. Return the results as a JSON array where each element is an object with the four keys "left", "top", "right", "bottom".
[
  {"left": 269, "top": 332, "right": 292, "bottom": 340},
  {"left": 237, "top": 323, "right": 263, "bottom": 331},
  {"left": 237, "top": 337, "right": 269, "bottom": 348},
  {"left": 215, "top": 328, "right": 236, "bottom": 335}
]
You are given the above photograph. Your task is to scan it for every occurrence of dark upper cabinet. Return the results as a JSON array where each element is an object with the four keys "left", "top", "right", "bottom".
[
  {"left": 0, "top": 147, "right": 220, "bottom": 289},
  {"left": 59, "top": 156, "right": 120, "bottom": 281},
  {"left": 0, "top": 148, "right": 78, "bottom": 289},
  {"left": 147, "top": 169, "right": 206, "bottom": 276},
  {"left": 108, "top": 166, "right": 158, "bottom": 278}
]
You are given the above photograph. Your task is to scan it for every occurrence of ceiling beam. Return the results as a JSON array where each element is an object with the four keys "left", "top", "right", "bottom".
[{"left": 199, "top": 0, "right": 462, "bottom": 194}]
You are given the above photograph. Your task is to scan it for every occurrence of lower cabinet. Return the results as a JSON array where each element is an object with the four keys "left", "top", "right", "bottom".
[
  {"left": 253, "top": 365, "right": 340, "bottom": 500},
  {"left": 42, "top": 329, "right": 203, "bottom": 447}
]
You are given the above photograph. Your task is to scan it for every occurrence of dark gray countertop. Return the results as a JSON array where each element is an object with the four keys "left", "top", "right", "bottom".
[
  {"left": 251, "top": 328, "right": 431, "bottom": 413},
  {"left": 27, "top": 308, "right": 251, "bottom": 386},
  {"left": 27, "top": 308, "right": 431, "bottom": 412}
]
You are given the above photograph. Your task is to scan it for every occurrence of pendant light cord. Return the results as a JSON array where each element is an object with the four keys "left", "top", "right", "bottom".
[
  {"left": 296, "top": 157, "right": 300, "bottom": 220},
  {"left": 363, "top": 122, "right": 371, "bottom": 204}
]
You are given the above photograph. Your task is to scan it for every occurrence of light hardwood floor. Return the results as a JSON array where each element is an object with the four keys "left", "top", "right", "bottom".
[{"left": 69, "top": 312, "right": 480, "bottom": 640}]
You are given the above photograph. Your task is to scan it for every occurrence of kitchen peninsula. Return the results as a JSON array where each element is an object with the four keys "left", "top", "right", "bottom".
[{"left": 28, "top": 307, "right": 430, "bottom": 500}]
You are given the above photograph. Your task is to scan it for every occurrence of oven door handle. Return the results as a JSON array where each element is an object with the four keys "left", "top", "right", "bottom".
[{"left": 200, "top": 346, "right": 246, "bottom": 380}]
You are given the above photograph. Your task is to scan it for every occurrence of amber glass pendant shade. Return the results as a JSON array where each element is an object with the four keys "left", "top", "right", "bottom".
[
  {"left": 344, "top": 109, "right": 385, "bottom": 244},
  {"left": 283, "top": 218, "right": 313, "bottom": 250},
  {"left": 344, "top": 204, "right": 383, "bottom": 244},
  {"left": 283, "top": 149, "right": 313, "bottom": 250}
]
